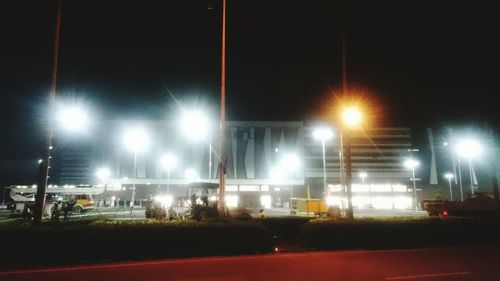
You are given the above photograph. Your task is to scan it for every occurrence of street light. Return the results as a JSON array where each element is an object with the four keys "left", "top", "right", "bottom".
[
  {"left": 313, "top": 127, "right": 334, "bottom": 198},
  {"left": 57, "top": 105, "right": 89, "bottom": 133},
  {"left": 359, "top": 172, "right": 367, "bottom": 184},
  {"left": 404, "top": 158, "right": 420, "bottom": 212},
  {"left": 280, "top": 153, "right": 301, "bottom": 209},
  {"left": 341, "top": 106, "right": 362, "bottom": 219},
  {"left": 124, "top": 127, "right": 150, "bottom": 214},
  {"left": 96, "top": 167, "right": 111, "bottom": 207},
  {"left": 35, "top": 102, "right": 91, "bottom": 223},
  {"left": 184, "top": 168, "right": 199, "bottom": 182},
  {"left": 270, "top": 166, "right": 287, "bottom": 208},
  {"left": 179, "top": 109, "right": 213, "bottom": 181},
  {"left": 444, "top": 173, "right": 454, "bottom": 201},
  {"left": 160, "top": 153, "right": 177, "bottom": 193},
  {"left": 455, "top": 139, "right": 482, "bottom": 195}
]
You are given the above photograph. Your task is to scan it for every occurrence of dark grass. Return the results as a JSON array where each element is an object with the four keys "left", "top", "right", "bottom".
[
  {"left": 254, "top": 217, "right": 311, "bottom": 240},
  {"left": 299, "top": 217, "right": 500, "bottom": 250},
  {"left": 0, "top": 220, "right": 274, "bottom": 270}
]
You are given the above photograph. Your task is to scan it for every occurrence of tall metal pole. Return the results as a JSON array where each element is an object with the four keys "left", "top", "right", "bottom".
[
  {"left": 217, "top": 0, "right": 227, "bottom": 216},
  {"left": 339, "top": 129, "right": 345, "bottom": 211},
  {"left": 209, "top": 134, "right": 212, "bottom": 181},
  {"left": 448, "top": 177, "right": 453, "bottom": 201},
  {"left": 34, "top": 0, "right": 62, "bottom": 224},
  {"left": 412, "top": 167, "right": 417, "bottom": 212},
  {"left": 344, "top": 130, "right": 353, "bottom": 219},
  {"left": 167, "top": 169, "right": 170, "bottom": 194},
  {"left": 458, "top": 158, "right": 464, "bottom": 201},
  {"left": 130, "top": 151, "right": 137, "bottom": 215},
  {"left": 468, "top": 158, "right": 474, "bottom": 195},
  {"left": 321, "top": 139, "right": 328, "bottom": 197}
]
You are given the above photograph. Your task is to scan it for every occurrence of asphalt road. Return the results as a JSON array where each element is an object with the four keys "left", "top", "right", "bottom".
[{"left": 1, "top": 246, "right": 499, "bottom": 281}]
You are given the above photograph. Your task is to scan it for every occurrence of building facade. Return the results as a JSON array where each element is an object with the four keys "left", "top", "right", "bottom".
[{"left": 56, "top": 121, "right": 414, "bottom": 209}]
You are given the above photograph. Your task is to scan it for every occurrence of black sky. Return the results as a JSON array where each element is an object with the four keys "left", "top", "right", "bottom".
[{"left": 0, "top": 0, "right": 499, "bottom": 162}]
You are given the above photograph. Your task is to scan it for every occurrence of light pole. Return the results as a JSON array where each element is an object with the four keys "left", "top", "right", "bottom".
[
  {"left": 342, "top": 106, "right": 362, "bottom": 219},
  {"left": 35, "top": 103, "right": 90, "bottom": 223},
  {"left": 313, "top": 127, "right": 334, "bottom": 198},
  {"left": 124, "top": 127, "right": 150, "bottom": 215},
  {"left": 456, "top": 139, "right": 482, "bottom": 196},
  {"left": 96, "top": 167, "right": 111, "bottom": 207},
  {"left": 161, "top": 153, "right": 177, "bottom": 194},
  {"left": 179, "top": 109, "right": 211, "bottom": 180},
  {"left": 270, "top": 166, "right": 286, "bottom": 208},
  {"left": 359, "top": 172, "right": 367, "bottom": 184},
  {"left": 404, "top": 158, "right": 420, "bottom": 212},
  {"left": 457, "top": 158, "right": 464, "bottom": 201},
  {"left": 184, "top": 168, "right": 199, "bottom": 203},
  {"left": 280, "top": 153, "right": 301, "bottom": 210},
  {"left": 444, "top": 173, "right": 454, "bottom": 201}
]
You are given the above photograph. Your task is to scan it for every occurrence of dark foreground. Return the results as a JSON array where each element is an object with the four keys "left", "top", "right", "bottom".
[{"left": 1, "top": 246, "right": 499, "bottom": 281}]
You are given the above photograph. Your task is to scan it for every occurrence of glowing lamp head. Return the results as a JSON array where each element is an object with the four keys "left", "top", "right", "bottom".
[
  {"left": 180, "top": 110, "right": 209, "bottom": 142},
  {"left": 269, "top": 166, "right": 287, "bottom": 183},
  {"left": 160, "top": 153, "right": 177, "bottom": 171},
  {"left": 313, "top": 127, "right": 334, "bottom": 141},
  {"left": 184, "top": 168, "right": 198, "bottom": 181},
  {"left": 281, "top": 153, "right": 301, "bottom": 172},
  {"left": 404, "top": 159, "right": 420, "bottom": 169},
  {"left": 455, "top": 139, "right": 482, "bottom": 159},
  {"left": 96, "top": 167, "right": 111, "bottom": 180},
  {"left": 359, "top": 172, "right": 367, "bottom": 179},
  {"left": 444, "top": 173, "right": 454, "bottom": 179},
  {"left": 342, "top": 107, "right": 362, "bottom": 127},
  {"left": 124, "top": 127, "right": 150, "bottom": 153},
  {"left": 58, "top": 106, "right": 89, "bottom": 132}
]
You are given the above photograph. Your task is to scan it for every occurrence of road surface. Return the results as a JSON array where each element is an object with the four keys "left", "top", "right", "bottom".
[{"left": 1, "top": 246, "right": 499, "bottom": 281}]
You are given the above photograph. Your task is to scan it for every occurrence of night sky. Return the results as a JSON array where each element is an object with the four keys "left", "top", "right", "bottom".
[{"left": 0, "top": 1, "right": 498, "bottom": 178}]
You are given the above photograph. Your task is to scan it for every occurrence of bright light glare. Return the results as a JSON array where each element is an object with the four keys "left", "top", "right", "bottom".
[
  {"left": 180, "top": 110, "right": 209, "bottom": 141},
  {"left": 58, "top": 106, "right": 89, "bottom": 132},
  {"left": 444, "top": 173, "right": 454, "bottom": 179},
  {"left": 281, "top": 153, "right": 301, "bottom": 172},
  {"left": 124, "top": 127, "right": 150, "bottom": 153},
  {"left": 225, "top": 195, "right": 239, "bottom": 208},
  {"left": 455, "top": 139, "right": 482, "bottom": 159},
  {"left": 184, "top": 168, "right": 199, "bottom": 181},
  {"left": 260, "top": 195, "right": 272, "bottom": 209},
  {"left": 154, "top": 195, "right": 173, "bottom": 208},
  {"left": 342, "top": 107, "right": 362, "bottom": 127},
  {"left": 96, "top": 167, "right": 111, "bottom": 180},
  {"left": 160, "top": 153, "right": 177, "bottom": 171},
  {"left": 404, "top": 159, "right": 420, "bottom": 169},
  {"left": 359, "top": 172, "right": 368, "bottom": 179},
  {"left": 313, "top": 127, "right": 333, "bottom": 141},
  {"left": 269, "top": 166, "right": 287, "bottom": 183}
]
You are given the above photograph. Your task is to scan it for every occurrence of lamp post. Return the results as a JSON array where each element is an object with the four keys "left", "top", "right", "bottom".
[
  {"left": 179, "top": 110, "right": 211, "bottom": 180},
  {"left": 124, "top": 127, "right": 150, "bottom": 215},
  {"left": 341, "top": 106, "right": 362, "bottom": 219},
  {"left": 270, "top": 166, "right": 286, "bottom": 208},
  {"left": 35, "top": 103, "right": 90, "bottom": 223},
  {"left": 96, "top": 167, "right": 111, "bottom": 207},
  {"left": 313, "top": 127, "right": 333, "bottom": 198},
  {"left": 281, "top": 153, "right": 301, "bottom": 210},
  {"left": 404, "top": 158, "right": 420, "bottom": 212},
  {"left": 444, "top": 173, "right": 454, "bottom": 201},
  {"left": 161, "top": 153, "right": 177, "bottom": 194},
  {"left": 359, "top": 172, "right": 367, "bottom": 184},
  {"left": 455, "top": 139, "right": 482, "bottom": 196}
]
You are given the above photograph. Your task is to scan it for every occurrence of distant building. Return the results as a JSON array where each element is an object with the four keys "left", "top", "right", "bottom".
[{"left": 54, "top": 121, "right": 415, "bottom": 209}]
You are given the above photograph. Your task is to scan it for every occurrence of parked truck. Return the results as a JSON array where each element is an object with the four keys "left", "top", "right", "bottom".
[{"left": 422, "top": 192, "right": 500, "bottom": 218}]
